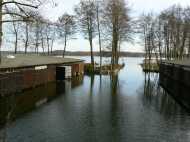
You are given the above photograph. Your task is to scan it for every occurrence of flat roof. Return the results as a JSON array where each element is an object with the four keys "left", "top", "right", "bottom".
[{"left": 0, "top": 54, "right": 83, "bottom": 70}]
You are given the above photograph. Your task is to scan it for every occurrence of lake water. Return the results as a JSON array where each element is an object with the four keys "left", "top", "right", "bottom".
[{"left": 1, "top": 57, "right": 190, "bottom": 142}]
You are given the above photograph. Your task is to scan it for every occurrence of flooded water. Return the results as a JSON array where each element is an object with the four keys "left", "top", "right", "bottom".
[{"left": 1, "top": 57, "right": 190, "bottom": 142}]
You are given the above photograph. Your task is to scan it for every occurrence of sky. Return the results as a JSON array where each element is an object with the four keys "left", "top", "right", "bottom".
[
  {"left": 41, "top": 0, "right": 190, "bottom": 21},
  {"left": 4, "top": 0, "right": 190, "bottom": 52}
]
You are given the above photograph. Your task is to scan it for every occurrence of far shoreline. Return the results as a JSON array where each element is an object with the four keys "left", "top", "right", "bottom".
[{"left": 1, "top": 51, "right": 145, "bottom": 58}]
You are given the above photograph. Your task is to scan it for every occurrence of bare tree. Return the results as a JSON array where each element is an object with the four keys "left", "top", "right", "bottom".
[
  {"left": 4, "top": 6, "right": 21, "bottom": 54},
  {"left": 75, "top": 0, "right": 97, "bottom": 70},
  {"left": 0, "top": 0, "right": 44, "bottom": 62},
  {"left": 24, "top": 22, "right": 30, "bottom": 53},
  {"left": 18, "top": 9, "right": 38, "bottom": 54},
  {"left": 34, "top": 19, "right": 41, "bottom": 54},
  {"left": 138, "top": 13, "right": 157, "bottom": 65},
  {"left": 12, "top": 19, "right": 19, "bottom": 54},
  {"left": 57, "top": 13, "right": 76, "bottom": 57},
  {"left": 95, "top": 0, "right": 103, "bottom": 72},
  {"left": 103, "top": 0, "right": 132, "bottom": 65},
  {"left": 50, "top": 29, "right": 56, "bottom": 54},
  {"left": 139, "top": 5, "right": 190, "bottom": 62}
]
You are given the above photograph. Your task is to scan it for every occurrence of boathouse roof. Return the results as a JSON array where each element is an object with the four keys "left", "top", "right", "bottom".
[{"left": 0, "top": 54, "right": 83, "bottom": 70}]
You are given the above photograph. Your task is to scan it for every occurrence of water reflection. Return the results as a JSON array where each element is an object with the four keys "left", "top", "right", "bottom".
[
  {"left": 89, "top": 75, "right": 94, "bottom": 96},
  {"left": 110, "top": 75, "right": 119, "bottom": 96},
  {"left": 71, "top": 76, "right": 84, "bottom": 89},
  {"left": 1, "top": 58, "right": 190, "bottom": 142},
  {"left": 1, "top": 77, "right": 84, "bottom": 127},
  {"left": 141, "top": 73, "right": 188, "bottom": 116},
  {"left": 143, "top": 73, "right": 159, "bottom": 97},
  {"left": 0, "top": 77, "right": 85, "bottom": 141}
]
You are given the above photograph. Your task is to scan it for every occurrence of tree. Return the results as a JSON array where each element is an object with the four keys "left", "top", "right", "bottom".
[
  {"left": 24, "top": 21, "right": 29, "bottom": 53},
  {"left": 7, "top": 15, "right": 20, "bottom": 54},
  {"left": 103, "top": 0, "right": 132, "bottom": 65},
  {"left": 18, "top": 9, "right": 38, "bottom": 54},
  {"left": 138, "top": 5, "right": 190, "bottom": 62},
  {"left": 186, "top": 7, "right": 190, "bottom": 57},
  {"left": 12, "top": 18, "right": 19, "bottom": 54},
  {"left": 0, "top": 0, "right": 44, "bottom": 62},
  {"left": 158, "top": 5, "right": 190, "bottom": 59},
  {"left": 138, "top": 13, "right": 156, "bottom": 64},
  {"left": 75, "top": 0, "right": 97, "bottom": 70},
  {"left": 57, "top": 13, "right": 76, "bottom": 57},
  {"left": 95, "top": 0, "right": 103, "bottom": 72},
  {"left": 4, "top": 6, "right": 21, "bottom": 54},
  {"left": 33, "top": 18, "right": 57, "bottom": 55},
  {"left": 33, "top": 16, "right": 42, "bottom": 54}
]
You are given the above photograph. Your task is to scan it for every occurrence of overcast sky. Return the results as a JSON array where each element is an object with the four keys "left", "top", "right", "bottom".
[
  {"left": 32, "top": 0, "right": 190, "bottom": 52},
  {"left": 41, "top": 0, "right": 190, "bottom": 21}
]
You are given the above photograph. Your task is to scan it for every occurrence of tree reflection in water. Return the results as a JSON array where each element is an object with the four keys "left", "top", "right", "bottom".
[
  {"left": 110, "top": 74, "right": 119, "bottom": 96},
  {"left": 141, "top": 72, "right": 188, "bottom": 116},
  {"left": 0, "top": 94, "right": 16, "bottom": 142},
  {"left": 89, "top": 75, "right": 95, "bottom": 96},
  {"left": 87, "top": 74, "right": 120, "bottom": 96}
]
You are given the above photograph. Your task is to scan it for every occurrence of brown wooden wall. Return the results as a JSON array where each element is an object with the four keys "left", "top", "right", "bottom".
[
  {"left": 72, "top": 63, "right": 84, "bottom": 76},
  {"left": 0, "top": 66, "right": 56, "bottom": 96}
]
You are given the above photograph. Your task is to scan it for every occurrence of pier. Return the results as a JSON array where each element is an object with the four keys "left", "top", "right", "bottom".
[{"left": 160, "top": 59, "right": 190, "bottom": 108}]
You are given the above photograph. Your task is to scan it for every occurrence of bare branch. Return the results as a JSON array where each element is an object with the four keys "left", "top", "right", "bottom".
[
  {"left": 1, "top": 19, "right": 33, "bottom": 23},
  {"left": 1, "top": 1, "right": 38, "bottom": 9},
  {"left": 2, "top": 12, "right": 25, "bottom": 17}
]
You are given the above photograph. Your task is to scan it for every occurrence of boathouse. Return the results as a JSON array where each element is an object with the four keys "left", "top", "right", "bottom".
[{"left": 0, "top": 55, "right": 84, "bottom": 96}]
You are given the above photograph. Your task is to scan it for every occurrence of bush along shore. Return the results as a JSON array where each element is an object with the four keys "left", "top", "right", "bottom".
[
  {"left": 140, "top": 63, "right": 159, "bottom": 73},
  {"left": 84, "top": 63, "right": 125, "bottom": 75}
]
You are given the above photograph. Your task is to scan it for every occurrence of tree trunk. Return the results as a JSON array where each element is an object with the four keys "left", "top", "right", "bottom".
[
  {"left": 87, "top": 18, "right": 94, "bottom": 71},
  {"left": 15, "top": 33, "right": 18, "bottom": 54},
  {"left": 166, "top": 30, "right": 170, "bottom": 60},
  {"left": 89, "top": 75, "right": 94, "bottom": 95},
  {"left": 112, "top": 23, "right": 118, "bottom": 66},
  {"left": 35, "top": 32, "right": 39, "bottom": 54},
  {"left": 41, "top": 37, "right": 44, "bottom": 53},
  {"left": 188, "top": 37, "right": 190, "bottom": 58},
  {"left": 89, "top": 35, "right": 94, "bottom": 69},
  {"left": 96, "top": 5, "right": 102, "bottom": 73},
  {"left": 0, "top": 0, "right": 3, "bottom": 63},
  {"left": 12, "top": 20, "right": 18, "bottom": 54},
  {"left": 50, "top": 38, "right": 54, "bottom": 54},
  {"left": 10, "top": 13, "right": 19, "bottom": 54},
  {"left": 179, "top": 26, "right": 187, "bottom": 59},
  {"left": 111, "top": 10, "right": 119, "bottom": 66},
  {"left": 63, "top": 34, "right": 67, "bottom": 58},
  {"left": 158, "top": 21, "right": 162, "bottom": 61},
  {"left": 47, "top": 36, "right": 50, "bottom": 55},
  {"left": 24, "top": 23, "right": 29, "bottom": 54}
]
